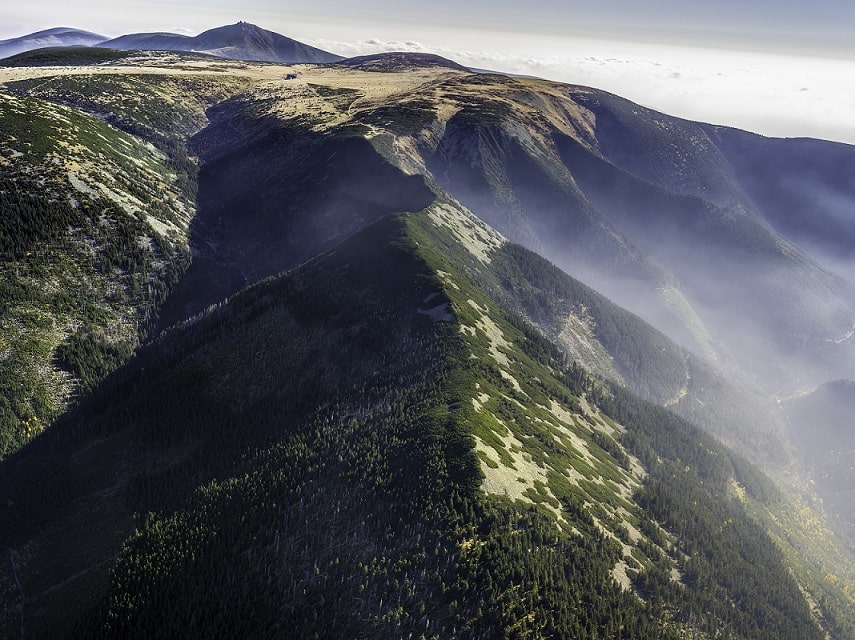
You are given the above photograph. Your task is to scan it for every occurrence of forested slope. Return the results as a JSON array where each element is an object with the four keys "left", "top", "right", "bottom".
[
  {"left": 0, "top": 90, "right": 191, "bottom": 456},
  {"left": 2, "top": 209, "right": 849, "bottom": 638},
  {"left": 1, "top": 52, "right": 853, "bottom": 639}
]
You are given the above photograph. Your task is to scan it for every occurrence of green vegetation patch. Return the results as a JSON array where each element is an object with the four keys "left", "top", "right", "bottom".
[
  {"left": 0, "top": 90, "right": 194, "bottom": 456},
  {"left": 1, "top": 46, "right": 133, "bottom": 67}
]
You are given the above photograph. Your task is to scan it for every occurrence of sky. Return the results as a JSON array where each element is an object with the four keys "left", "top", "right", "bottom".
[{"left": 3, "top": 1, "right": 855, "bottom": 144}]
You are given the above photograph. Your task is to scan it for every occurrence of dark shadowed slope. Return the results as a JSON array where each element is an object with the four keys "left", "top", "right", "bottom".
[
  {"left": 0, "top": 69, "right": 253, "bottom": 457},
  {"left": 157, "top": 91, "right": 434, "bottom": 327},
  {"left": 704, "top": 125, "right": 855, "bottom": 265},
  {"left": 0, "top": 46, "right": 136, "bottom": 66},
  {"left": 96, "top": 32, "right": 193, "bottom": 51}
]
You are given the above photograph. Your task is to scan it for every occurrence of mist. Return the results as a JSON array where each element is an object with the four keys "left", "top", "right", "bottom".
[
  {"left": 784, "top": 380, "right": 855, "bottom": 549},
  {"left": 409, "top": 79, "right": 855, "bottom": 549}
]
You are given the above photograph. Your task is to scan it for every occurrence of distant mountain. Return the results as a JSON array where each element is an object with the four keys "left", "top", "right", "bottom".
[
  {"left": 0, "top": 27, "right": 105, "bottom": 59},
  {"left": 339, "top": 52, "right": 469, "bottom": 72},
  {"left": 97, "top": 31, "right": 193, "bottom": 52},
  {"left": 99, "top": 21, "right": 343, "bottom": 63},
  {"left": 702, "top": 126, "right": 855, "bottom": 266}
]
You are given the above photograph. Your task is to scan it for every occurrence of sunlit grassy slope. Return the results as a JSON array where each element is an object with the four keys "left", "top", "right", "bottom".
[
  {"left": 0, "top": 90, "right": 190, "bottom": 455},
  {"left": 0, "top": 66, "right": 255, "bottom": 456}
]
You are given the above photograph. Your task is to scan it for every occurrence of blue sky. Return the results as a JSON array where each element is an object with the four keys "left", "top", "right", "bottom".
[{"left": 4, "top": 1, "right": 855, "bottom": 143}]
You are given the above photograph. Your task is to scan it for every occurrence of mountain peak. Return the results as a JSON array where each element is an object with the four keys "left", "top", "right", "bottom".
[
  {"left": 193, "top": 21, "right": 278, "bottom": 50},
  {"left": 96, "top": 21, "right": 342, "bottom": 64},
  {"left": 198, "top": 20, "right": 264, "bottom": 37}
]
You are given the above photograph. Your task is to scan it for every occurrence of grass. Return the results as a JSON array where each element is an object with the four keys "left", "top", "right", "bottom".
[{"left": 405, "top": 201, "right": 672, "bottom": 573}]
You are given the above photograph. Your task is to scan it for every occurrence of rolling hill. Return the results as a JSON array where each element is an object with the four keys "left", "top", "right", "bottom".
[
  {"left": 0, "top": 22, "right": 342, "bottom": 65},
  {"left": 0, "top": 27, "right": 106, "bottom": 59},
  {"left": 98, "top": 21, "right": 343, "bottom": 63},
  {"left": 0, "top": 44, "right": 854, "bottom": 639}
]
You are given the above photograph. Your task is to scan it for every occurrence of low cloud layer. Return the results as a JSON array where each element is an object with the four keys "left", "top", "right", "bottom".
[{"left": 309, "top": 34, "right": 855, "bottom": 146}]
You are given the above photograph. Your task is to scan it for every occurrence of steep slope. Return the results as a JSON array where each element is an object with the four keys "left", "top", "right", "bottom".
[
  {"left": 785, "top": 380, "right": 855, "bottom": 548},
  {"left": 0, "top": 28, "right": 106, "bottom": 59},
  {"left": 703, "top": 126, "right": 855, "bottom": 267},
  {"left": 410, "top": 76, "right": 855, "bottom": 397},
  {"left": 85, "top": 59, "right": 771, "bottom": 468},
  {"left": 230, "top": 59, "right": 852, "bottom": 526},
  {"left": 483, "top": 243, "right": 789, "bottom": 463},
  {"left": 552, "top": 94, "right": 855, "bottom": 393},
  {"left": 4, "top": 52, "right": 818, "bottom": 476},
  {"left": 2, "top": 51, "right": 854, "bottom": 638},
  {"left": 158, "top": 87, "right": 433, "bottom": 325},
  {"left": 240, "top": 59, "right": 855, "bottom": 404},
  {"left": 0, "top": 61, "right": 253, "bottom": 456},
  {"left": 2, "top": 210, "right": 849, "bottom": 639},
  {"left": 184, "top": 61, "right": 791, "bottom": 469},
  {"left": 99, "top": 22, "right": 343, "bottom": 64},
  {"left": 0, "top": 91, "right": 190, "bottom": 456}
]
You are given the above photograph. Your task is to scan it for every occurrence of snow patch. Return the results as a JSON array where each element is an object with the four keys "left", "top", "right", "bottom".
[
  {"left": 499, "top": 369, "right": 523, "bottom": 394},
  {"left": 145, "top": 214, "right": 183, "bottom": 239},
  {"left": 471, "top": 392, "right": 491, "bottom": 413},
  {"left": 611, "top": 560, "right": 634, "bottom": 593},
  {"left": 435, "top": 269, "right": 460, "bottom": 290}
]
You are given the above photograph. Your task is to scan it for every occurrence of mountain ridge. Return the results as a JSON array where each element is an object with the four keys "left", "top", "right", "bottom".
[
  {"left": 1, "top": 44, "right": 850, "bottom": 526},
  {"left": 97, "top": 21, "right": 343, "bottom": 63},
  {"left": 1, "top": 41, "right": 854, "bottom": 638},
  {"left": 0, "top": 22, "right": 343, "bottom": 65},
  {"left": 338, "top": 51, "right": 469, "bottom": 72},
  {"left": 2, "top": 207, "right": 847, "bottom": 638}
]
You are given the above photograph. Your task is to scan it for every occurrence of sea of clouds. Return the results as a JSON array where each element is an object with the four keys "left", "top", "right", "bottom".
[{"left": 308, "top": 33, "right": 855, "bottom": 146}]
